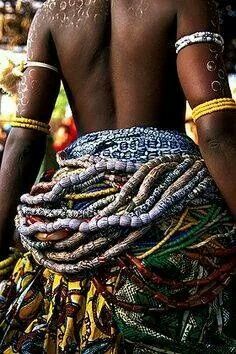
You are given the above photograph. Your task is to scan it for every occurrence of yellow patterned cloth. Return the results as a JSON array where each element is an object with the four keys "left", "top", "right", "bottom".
[{"left": 0, "top": 254, "right": 121, "bottom": 353}]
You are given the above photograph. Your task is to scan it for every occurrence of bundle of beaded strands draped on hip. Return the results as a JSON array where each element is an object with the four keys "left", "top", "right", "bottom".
[{"left": 16, "top": 127, "right": 235, "bottom": 308}]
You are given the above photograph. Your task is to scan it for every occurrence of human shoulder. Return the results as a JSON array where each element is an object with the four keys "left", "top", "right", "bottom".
[
  {"left": 27, "top": 2, "right": 56, "bottom": 62},
  {"left": 29, "top": 0, "right": 60, "bottom": 31}
]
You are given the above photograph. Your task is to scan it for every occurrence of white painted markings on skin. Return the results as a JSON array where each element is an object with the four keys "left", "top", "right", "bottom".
[
  {"left": 207, "top": 45, "right": 228, "bottom": 95},
  {"left": 17, "top": 69, "right": 40, "bottom": 108},
  {"left": 206, "top": 1, "right": 228, "bottom": 95},
  {"left": 41, "top": 0, "right": 110, "bottom": 27}
]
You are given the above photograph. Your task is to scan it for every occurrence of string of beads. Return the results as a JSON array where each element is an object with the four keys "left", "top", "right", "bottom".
[{"left": 15, "top": 128, "right": 235, "bottom": 311}]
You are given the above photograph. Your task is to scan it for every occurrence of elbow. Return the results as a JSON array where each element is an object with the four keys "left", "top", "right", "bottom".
[
  {"left": 4, "top": 128, "right": 47, "bottom": 161},
  {"left": 199, "top": 132, "right": 236, "bottom": 155},
  {"left": 197, "top": 112, "right": 236, "bottom": 152},
  {"left": 6, "top": 127, "right": 46, "bottom": 147}
]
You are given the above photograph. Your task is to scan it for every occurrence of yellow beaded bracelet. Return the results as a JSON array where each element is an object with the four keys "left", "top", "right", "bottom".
[
  {"left": 193, "top": 99, "right": 236, "bottom": 116},
  {"left": 0, "top": 265, "right": 15, "bottom": 276},
  {"left": 0, "top": 116, "right": 50, "bottom": 134},
  {"left": 0, "top": 255, "right": 15, "bottom": 269},
  {"left": 14, "top": 116, "right": 50, "bottom": 129},
  {"left": 192, "top": 98, "right": 236, "bottom": 122},
  {"left": 0, "top": 248, "right": 20, "bottom": 270}
]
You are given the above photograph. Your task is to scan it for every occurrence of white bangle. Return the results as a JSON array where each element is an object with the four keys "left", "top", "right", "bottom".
[{"left": 25, "top": 61, "right": 59, "bottom": 73}]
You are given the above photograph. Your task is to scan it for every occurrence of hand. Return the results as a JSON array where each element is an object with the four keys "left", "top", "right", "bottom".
[{"left": 35, "top": 230, "right": 70, "bottom": 241}]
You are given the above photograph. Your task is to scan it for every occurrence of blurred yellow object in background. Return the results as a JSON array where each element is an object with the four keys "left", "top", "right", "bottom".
[{"left": 0, "top": 51, "right": 25, "bottom": 95}]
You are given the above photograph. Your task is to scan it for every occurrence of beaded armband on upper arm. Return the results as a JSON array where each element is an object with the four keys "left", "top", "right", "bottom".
[
  {"left": 192, "top": 98, "right": 236, "bottom": 123},
  {"left": 175, "top": 32, "right": 224, "bottom": 54}
]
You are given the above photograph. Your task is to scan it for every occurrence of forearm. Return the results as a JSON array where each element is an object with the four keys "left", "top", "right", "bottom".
[
  {"left": 0, "top": 128, "right": 46, "bottom": 256},
  {"left": 197, "top": 114, "right": 236, "bottom": 218}
]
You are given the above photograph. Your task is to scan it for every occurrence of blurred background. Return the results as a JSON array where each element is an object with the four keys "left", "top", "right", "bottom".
[{"left": 0, "top": 0, "right": 235, "bottom": 160}]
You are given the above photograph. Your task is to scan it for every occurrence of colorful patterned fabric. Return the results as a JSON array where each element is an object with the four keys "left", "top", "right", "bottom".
[
  {"left": 0, "top": 127, "right": 235, "bottom": 353},
  {"left": 0, "top": 254, "right": 121, "bottom": 353}
]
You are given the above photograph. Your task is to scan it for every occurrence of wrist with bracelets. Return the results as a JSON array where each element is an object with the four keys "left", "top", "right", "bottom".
[{"left": 0, "top": 248, "right": 21, "bottom": 276}]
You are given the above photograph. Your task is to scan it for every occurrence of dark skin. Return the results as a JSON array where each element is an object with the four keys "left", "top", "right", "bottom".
[{"left": 0, "top": 0, "right": 235, "bottom": 259}]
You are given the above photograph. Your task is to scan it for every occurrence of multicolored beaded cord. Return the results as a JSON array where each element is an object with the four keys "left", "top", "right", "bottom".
[{"left": 13, "top": 131, "right": 236, "bottom": 313}]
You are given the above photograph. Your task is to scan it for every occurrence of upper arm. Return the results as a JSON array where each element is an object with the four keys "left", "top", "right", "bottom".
[
  {"left": 17, "top": 6, "right": 60, "bottom": 123},
  {"left": 176, "top": 0, "right": 232, "bottom": 109}
]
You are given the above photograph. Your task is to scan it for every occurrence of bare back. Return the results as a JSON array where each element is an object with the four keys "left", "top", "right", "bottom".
[{"left": 25, "top": 0, "right": 185, "bottom": 135}]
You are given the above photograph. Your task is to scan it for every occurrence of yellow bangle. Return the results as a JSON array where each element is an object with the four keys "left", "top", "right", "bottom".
[{"left": 192, "top": 98, "right": 236, "bottom": 122}]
